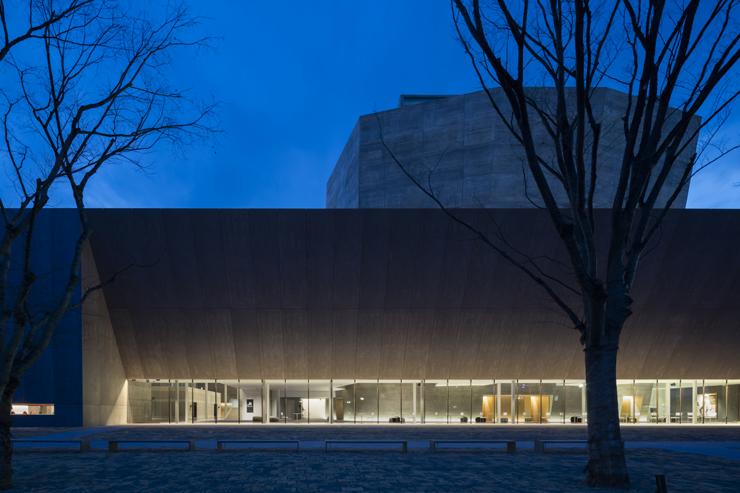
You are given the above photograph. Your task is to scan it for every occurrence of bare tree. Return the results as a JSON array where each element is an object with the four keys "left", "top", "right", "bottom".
[
  {"left": 381, "top": 0, "right": 740, "bottom": 488},
  {"left": 0, "top": 1, "right": 219, "bottom": 488}
]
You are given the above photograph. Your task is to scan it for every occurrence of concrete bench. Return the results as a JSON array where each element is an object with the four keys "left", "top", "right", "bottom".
[
  {"left": 11, "top": 439, "right": 90, "bottom": 453},
  {"left": 325, "top": 440, "right": 407, "bottom": 453},
  {"left": 217, "top": 440, "right": 299, "bottom": 452},
  {"left": 108, "top": 440, "right": 195, "bottom": 452},
  {"left": 430, "top": 440, "right": 516, "bottom": 454},
  {"left": 534, "top": 439, "right": 587, "bottom": 454}
]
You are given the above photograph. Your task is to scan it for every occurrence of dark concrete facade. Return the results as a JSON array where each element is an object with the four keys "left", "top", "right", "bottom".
[
  {"left": 12, "top": 209, "right": 84, "bottom": 427},
  {"left": 83, "top": 208, "right": 740, "bottom": 382}
]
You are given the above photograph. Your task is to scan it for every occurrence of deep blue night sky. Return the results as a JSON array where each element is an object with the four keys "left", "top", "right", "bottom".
[{"left": 24, "top": 1, "right": 740, "bottom": 209}]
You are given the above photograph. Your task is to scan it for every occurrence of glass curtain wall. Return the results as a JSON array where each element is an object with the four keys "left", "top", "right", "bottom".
[
  {"left": 285, "top": 380, "right": 308, "bottom": 422},
  {"left": 497, "top": 381, "right": 515, "bottom": 423},
  {"left": 424, "top": 380, "right": 448, "bottom": 423},
  {"left": 127, "top": 378, "right": 740, "bottom": 426},
  {"left": 564, "top": 380, "right": 586, "bottom": 423},
  {"left": 680, "top": 380, "right": 701, "bottom": 423},
  {"left": 516, "top": 380, "right": 541, "bottom": 423},
  {"left": 190, "top": 381, "right": 215, "bottom": 423},
  {"left": 634, "top": 380, "right": 658, "bottom": 424},
  {"left": 472, "top": 380, "right": 494, "bottom": 423},
  {"left": 238, "top": 380, "right": 263, "bottom": 423},
  {"left": 729, "top": 380, "right": 740, "bottom": 424},
  {"left": 217, "top": 380, "right": 239, "bottom": 423},
  {"left": 616, "top": 380, "right": 635, "bottom": 423},
  {"left": 355, "top": 380, "right": 378, "bottom": 423},
  {"left": 541, "top": 380, "right": 564, "bottom": 424},
  {"left": 264, "top": 380, "right": 285, "bottom": 422},
  {"left": 702, "top": 380, "right": 726, "bottom": 423},
  {"left": 333, "top": 380, "right": 355, "bottom": 423},
  {"left": 379, "top": 380, "right": 401, "bottom": 423},
  {"left": 401, "top": 381, "right": 421, "bottom": 424},
  {"left": 449, "top": 380, "right": 471, "bottom": 424},
  {"left": 308, "top": 380, "right": 331, "bottom": 423}
]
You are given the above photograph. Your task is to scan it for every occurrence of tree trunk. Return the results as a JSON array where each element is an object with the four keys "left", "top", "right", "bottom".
[
  {"left": 584, "top": 347, "right": 630, "bottom": 489},
  {"left": 0, "top": 377, "right": 20, "bottom": 491}
]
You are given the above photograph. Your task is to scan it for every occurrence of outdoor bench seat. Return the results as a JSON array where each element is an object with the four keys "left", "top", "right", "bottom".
[
  {"left": 108, "top": 439, "right": 195, "bottom": 452},
  {"left": 11, "top": 439, "right": 90, "bottom": 452},
  {"left": 325, "top": 440, "right": 407, "bottom": 453},
  {"left": 217, "top": 440, "right": 299, "bottom": 452},
  {"left": 430, "top": 440, "right": 516, "bottom": 454},
  {"left": 534, "top": 439, "right": 588, "bottom": 454}
]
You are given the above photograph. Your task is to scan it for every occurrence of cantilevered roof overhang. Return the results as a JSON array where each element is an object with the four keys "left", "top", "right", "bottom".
[{"left": 85, "top": 208, "right": 740, "bottom": 381}]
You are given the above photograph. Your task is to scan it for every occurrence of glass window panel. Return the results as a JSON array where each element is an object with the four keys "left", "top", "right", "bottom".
[
  {"left": 379, "top": 380, "right": 402, "bottom": 423},
  {"left": 728, "top": 380, "right": 740, "bottom": 424},
  {"left": 424, "top": 380, "right": 448, "bottom": 424},
  {"left": 616, "top": 380, "right": 635, "bottom": 424},
  {"left": 236, "top": 380, "right": 263, "bottom": 423},
  {"left": 332, "top": 380, "right": 355, "bottom": 423},
  {"left": 10, "top": 404, "right": 54, "bottom": 415},
  {"left": 354, "top": 380, "right": 378, "bottom": 424},
  {"left": 516, "top": 380, "right": 541, "bottom": 424},
  {"left": 634, "top": 380, "right": 658, "bottom": 424},
  {"left": 189, "top": 380, "right": 215, "bottom": 423},
  {"left": 401, "top": 381, "right": 421, "bottom": 424},
  {"left": 307, "top": 380, "right": 330, "bottom": 423},
  {"left": 564, "top": 380, "right": 586, "bottom": 423},
  {"left": 541, "top": 380, "right": 564, "bottom": 424},
  {"left": 657, "top": 381, "right": 673, "bottom": 423},
  {"left": 702, "top": 380, "right": 726, "bottom": 424},
  {"left": 497, "top": 381, "right": 515, "bottom": 424},
  {"left": 285, "top": 380, "right": 308, "bottom": 423},
  {"left": 449, "top": 380, "right": 471, "bottom": 424},
  {"left": 680, "top": 380, "right": 701, "bottom": 424},
  {"left": 471, "top": 380, "right": 494, "bottom": 424},
  {"left": 264, "top": 380, "right": 285, "bottom": 423},
  {"left": 217, "top": 380, "right": 240, "bottom": 423},
  {"left": 170, "top": 380, "right": 189, "bottom": 423}
]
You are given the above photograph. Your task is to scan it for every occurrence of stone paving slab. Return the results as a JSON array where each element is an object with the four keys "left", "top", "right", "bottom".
[
  {"left": 9, "top": 447, "right": 738, "bottom": 491},
  {"left": 11, "top": 427, "right": 87, "bottom": 439},
  {"left": 72, "top": 424, "right": 740, "bottom": 443}
]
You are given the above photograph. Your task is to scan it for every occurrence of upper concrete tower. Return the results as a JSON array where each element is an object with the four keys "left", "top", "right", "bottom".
[{"left": 326, "top": 87, "right": 697, "bottom": 209}]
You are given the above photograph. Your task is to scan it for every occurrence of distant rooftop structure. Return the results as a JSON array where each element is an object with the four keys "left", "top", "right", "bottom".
[{"left": 398, "top": 94, "right": 452, "bottom": 108}]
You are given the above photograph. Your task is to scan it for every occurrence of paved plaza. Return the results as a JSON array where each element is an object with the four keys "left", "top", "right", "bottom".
[{"left": 9, "top": 425, "right": 740, "bottom": 492}]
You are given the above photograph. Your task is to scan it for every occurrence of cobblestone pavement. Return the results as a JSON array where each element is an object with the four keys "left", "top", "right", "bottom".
[
  {"left": 9, "top": 446, "right": 737, "bottom": 492},
  {"left": 11, "top": 427, "right": 86, "bottom": 439},
  {"left": 8, "top": 425, "right": 740, "bottom": 492}
]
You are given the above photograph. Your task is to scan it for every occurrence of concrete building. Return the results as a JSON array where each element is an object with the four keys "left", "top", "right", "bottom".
[
  {"left": 11, "top": 89, "right": 740, "bottom": 427},
  {"left": 326, "top": 88, "right": 696, "bottom": 209}
]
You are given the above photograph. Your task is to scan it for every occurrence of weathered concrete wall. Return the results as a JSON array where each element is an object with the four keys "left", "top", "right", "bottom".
[
  {"left": 326, "top": 87, "right": 697, "bottom": 209},
  {"left": 326, "top": 120, "right": 360, "bottom": 208},
  {"left": 81, "top": 241, "right": 127, "bottom": 426}
]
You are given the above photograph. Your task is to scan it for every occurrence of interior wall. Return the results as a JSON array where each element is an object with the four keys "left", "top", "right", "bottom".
[{"left": 81, "top": 241, "right": 128, "bottom": 426}]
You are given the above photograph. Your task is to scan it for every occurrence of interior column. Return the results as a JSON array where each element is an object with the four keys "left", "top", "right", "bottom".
[
  {"left": 510, "top": 381, "right": 516, "bottom": 423},
  {"left": 204, "top": 383, "right": 209, "bottom": 422},
  {"left": 185, "top": 381, "right": 191, "bottom": 423},
  {"left": 263, "top": 381, "right": 269, "bottom": 422},
  {"left": 496, "top": 382, "right": 501, "bottom": 423},
  {"left": 692, "top": 380, "right": 698, "bottom": 423},
  {"left": 582, "top": 384, "right": 587, "bottom": 421},
  {"left": 664, "top": 384, "right": 670, "bottom": 423},
  {"left": 174, "top": 381, "right": 179, "bottom": 424},
  {"left": 412, "top": 383, "right": 417, "bottom": 423}
]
